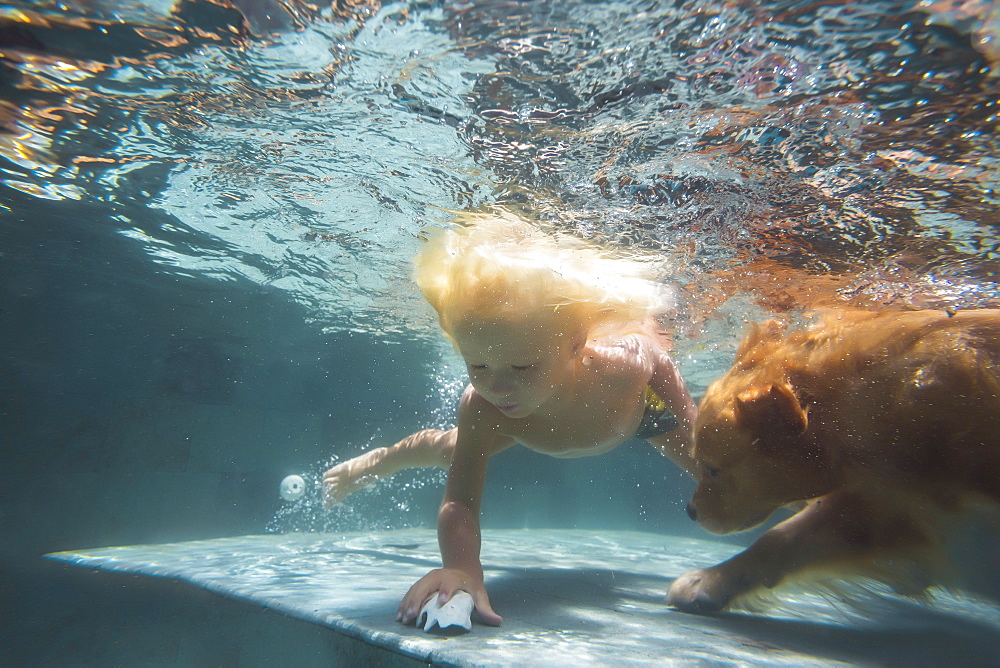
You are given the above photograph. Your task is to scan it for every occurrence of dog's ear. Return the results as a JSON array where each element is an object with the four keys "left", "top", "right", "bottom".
[{"left": 733, "top": 383, "right": 808, "bottom": 435}]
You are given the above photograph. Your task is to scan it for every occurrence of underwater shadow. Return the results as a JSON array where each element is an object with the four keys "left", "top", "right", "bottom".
[
  {"left": 708, "top": 602, "right": 1000, "bottom": 666},
  {"left": 478, "top": 566, "right": 1000, "bottom": 666}
]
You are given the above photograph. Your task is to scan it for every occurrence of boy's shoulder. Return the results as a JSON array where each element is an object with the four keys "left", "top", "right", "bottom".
[
  {"left": 598, "top": 330, "right": 661, "bottom": 354},
  {"left": 590, "top": 332, "right": 658, "bottom": 376}
]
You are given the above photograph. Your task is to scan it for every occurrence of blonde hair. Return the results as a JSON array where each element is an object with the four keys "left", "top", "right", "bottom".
[{"left": 414, "top": 209, "right": 672, "bottom": 339}]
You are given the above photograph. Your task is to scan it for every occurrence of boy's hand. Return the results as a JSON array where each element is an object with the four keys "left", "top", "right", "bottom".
[
  {"left": 322, "top": 451, "right": 383, "bottom": 508},
  {"left": 321, "top": 462, "right": 358, "bottom": 508},
  {"left": 397, "top": 568, "right": 503, "bottom": 627}
]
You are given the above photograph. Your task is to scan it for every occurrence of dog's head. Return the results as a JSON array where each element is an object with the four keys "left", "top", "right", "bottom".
[{"left": 687, "top": 323, "right": 835, "bottom": 534}]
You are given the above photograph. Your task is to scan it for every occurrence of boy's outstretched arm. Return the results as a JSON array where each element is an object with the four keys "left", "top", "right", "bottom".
[
  {"left": 647, "top": 348, "right": 698, "bottom": 477},
  {"left": 397, "top": 388, "right": 512, "bottom": 627},
  {"left": 323, "top": 428, "right": 456, "bottom": 507}
]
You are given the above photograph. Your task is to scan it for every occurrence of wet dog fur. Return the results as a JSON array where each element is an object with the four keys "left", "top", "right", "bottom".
[{"left": 667, "top": 308, "right": 1000, "bottom": 613}]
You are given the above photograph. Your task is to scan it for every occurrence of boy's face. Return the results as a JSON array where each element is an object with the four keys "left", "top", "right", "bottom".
[{"left": 452, "top": 314, "right": 579, "bottom": 419}]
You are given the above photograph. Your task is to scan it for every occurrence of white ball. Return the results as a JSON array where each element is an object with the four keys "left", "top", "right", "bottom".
[{"left": 279, "top": 474, "right": 306, "bottom": 502}]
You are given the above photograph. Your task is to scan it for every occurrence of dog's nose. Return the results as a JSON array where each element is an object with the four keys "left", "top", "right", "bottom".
[{"left": 686, "top": 502, "right": 697, "bottom": 521}]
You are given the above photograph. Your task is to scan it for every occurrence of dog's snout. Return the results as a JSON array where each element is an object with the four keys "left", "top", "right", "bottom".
[{"left": 686, "top": 502, "right": 698, "bottom": 521}]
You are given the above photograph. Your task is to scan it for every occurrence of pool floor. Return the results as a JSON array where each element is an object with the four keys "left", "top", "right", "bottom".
[{"left": 46, "top": 529, "right": 1000, "bottom": 666}]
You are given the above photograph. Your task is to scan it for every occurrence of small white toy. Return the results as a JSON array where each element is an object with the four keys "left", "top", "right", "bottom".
[
  {"left": 279, "top": 474, "right": 306, "bottom": 502},
  {"left": 418, "top": 591, "right": 475, "bottom": 633}
]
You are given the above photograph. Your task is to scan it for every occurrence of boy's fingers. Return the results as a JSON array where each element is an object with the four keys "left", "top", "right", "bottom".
[
  {"left": 474, "top": 611, "right": 502, "bottom": 627},
  {"left": 398, "top": 598, "right": 421, "bottom": 624},
  {"left": 436, "top": 585, "right": 503, "bottom": 627},
  {"left": 436, "top": 582, "right": 457, "bottom": 603},
  {"left": 397, "top": 584, "right": 428, "bottom": 624},
  {"left": 398, "top": 570, "right": 496, "bottom": 627},
  {"left": 434, "top": 571, "right": 471, "bottom": 603},
  {"left": 472, "top": 595, "right": 503, "bottom": 626},
  {"left": 401, "top": 573, "right": 450, "bottom": 624}
]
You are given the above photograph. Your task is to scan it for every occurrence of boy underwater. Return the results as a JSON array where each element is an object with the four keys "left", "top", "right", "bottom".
[{"left": 323, "top": 210, "right": 697, "bottom": 627}]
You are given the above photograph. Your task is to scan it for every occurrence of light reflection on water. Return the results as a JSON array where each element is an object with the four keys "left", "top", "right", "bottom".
[
  {"left": 3, "top": 0, "right": 999, "bottom": 529},
  {"left": 5, "top": 1, "right": 997, "bottom": 337}
]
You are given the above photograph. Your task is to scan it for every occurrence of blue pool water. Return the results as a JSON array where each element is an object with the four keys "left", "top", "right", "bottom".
[{"left": 2, "top": 0, "right": 999, "bottom": 663}]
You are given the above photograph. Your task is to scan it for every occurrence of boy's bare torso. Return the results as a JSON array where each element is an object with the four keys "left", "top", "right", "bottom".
[{"left": 467, "top": 335, "right": 655, "bottom": 458}]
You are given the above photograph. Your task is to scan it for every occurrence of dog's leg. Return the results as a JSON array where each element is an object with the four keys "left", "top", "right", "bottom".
[{"left": 667, "top": 491, "right": 934, "bottom": 613}]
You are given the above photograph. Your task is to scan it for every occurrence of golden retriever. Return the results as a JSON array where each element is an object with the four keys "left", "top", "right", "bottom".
[{"left": 667, "top": 308, "right": 1000, "bottom": 613}]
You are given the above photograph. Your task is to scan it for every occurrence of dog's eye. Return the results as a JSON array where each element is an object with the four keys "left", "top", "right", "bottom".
[{"left": 704, "top": 465, "right": 720, "bottom": 478}]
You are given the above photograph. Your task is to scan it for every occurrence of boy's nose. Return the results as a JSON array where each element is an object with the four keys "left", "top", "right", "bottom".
[
  {"left": 491, "top": 390, "right": 515, "bottom": 404},
  {"left": 488, "top": 376, "right": 513, "bottom": 395}
]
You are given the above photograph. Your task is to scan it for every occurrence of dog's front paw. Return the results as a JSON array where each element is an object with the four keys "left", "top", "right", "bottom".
[{"left": 667, "top": 568, "right": 735, "bottom": 614}]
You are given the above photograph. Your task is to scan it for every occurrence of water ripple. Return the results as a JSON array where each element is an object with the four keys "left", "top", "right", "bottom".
[{"left": 3, "top": 0, "right": 998, "bottom": 344}]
